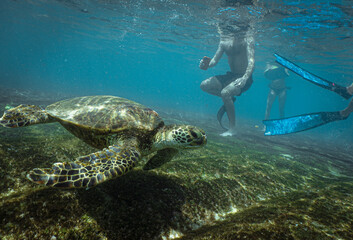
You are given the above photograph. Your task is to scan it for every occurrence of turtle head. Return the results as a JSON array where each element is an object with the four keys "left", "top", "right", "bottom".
[{"left": 153, "top": 125, "right": 207, "bottom": 150}]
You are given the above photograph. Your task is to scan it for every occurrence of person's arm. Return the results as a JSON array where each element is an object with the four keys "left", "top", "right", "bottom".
[
  {"left": 208, "top": 43, "right": 224, "bottom": 68},
  {"left": 199, "top": 43, "right": 224, "bottom": 70},
  {"left": 232, "top": 34, "right": 255, "bottom": 93}
]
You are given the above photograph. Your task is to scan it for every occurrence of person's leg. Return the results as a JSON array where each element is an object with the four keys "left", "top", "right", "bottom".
[
  {"left": 278, "top": 89, "right": 287, "bottom": 118},
  {"left": 265, "top": 89, "right": 276, "bottom": 120},
  {"left": 219, "top": 77, "right": 253, "bottom": 136},
  {"left": 200, "top": 76, "right": 223, "bottom": 97},
  {"left": 220, "top": 87, "right": 236, "bottom": 136}
]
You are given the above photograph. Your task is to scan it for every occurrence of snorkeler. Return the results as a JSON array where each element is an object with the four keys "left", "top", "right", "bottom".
[
  {"left": 199, "top": 23, "right": 255, "bottom": 137},
  {"left": 263, "top": 54, "right": 353, "bottom": 136},
  {"left": 264, "top": 62, "right": 290, "bottom": 120}
]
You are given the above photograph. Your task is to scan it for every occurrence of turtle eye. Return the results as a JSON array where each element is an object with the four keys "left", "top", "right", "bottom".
[{"left": 190, "top": 130, "right": 198, "bottom": 138}]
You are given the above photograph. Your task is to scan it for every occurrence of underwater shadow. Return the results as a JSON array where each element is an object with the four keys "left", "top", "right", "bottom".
[
  {"left": 0, "top": 171, "right": 187, "bottom": 239},
  {"left": 77, "top": 170, "right": 187, "bottom": 240}
]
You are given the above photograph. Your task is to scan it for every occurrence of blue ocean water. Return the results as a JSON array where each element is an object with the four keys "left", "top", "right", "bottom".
[
  {"left": 1, "top": 2, "right": 353, "bottom": 239},
  {"left": 0, "top": 0, "right": 352, "bottom": 142}
]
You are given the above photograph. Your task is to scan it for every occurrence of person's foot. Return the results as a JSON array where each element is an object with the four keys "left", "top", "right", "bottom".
[
  {"left": 340, "top": 110, "right": 349, "bottom": 119},
  {"left": 262, "top": 125, "right": 266, "bottom": 132},
  {"left": 347, "top": 82, "right": 353, "bottom": 95},
  {"left": 220, "top": 129, "right": 237, "bottom": 137}
]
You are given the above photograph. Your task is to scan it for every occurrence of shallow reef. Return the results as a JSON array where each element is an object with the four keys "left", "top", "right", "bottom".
[{"left": 0, "top": 89, "right": 353, "bottom": 240}]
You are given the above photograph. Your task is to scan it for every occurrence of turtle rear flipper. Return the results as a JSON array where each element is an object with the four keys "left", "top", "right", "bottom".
[
  {"left": 0, "top": 104, "right": 54, "bottom": 128},
  {"left": 27, "top": 144, "right": 141, "bottom": 189}
]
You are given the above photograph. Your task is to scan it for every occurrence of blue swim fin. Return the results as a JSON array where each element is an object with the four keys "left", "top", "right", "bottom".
[
  {"left": 274, "top": 53, "right": 351, "bottom": 100},
  {"left": 263, "top": 111, "right": 348, "bottom": 136}
]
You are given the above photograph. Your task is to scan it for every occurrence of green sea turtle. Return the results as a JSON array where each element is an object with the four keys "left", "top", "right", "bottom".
[{"left": 0, "top": 95, "right": 207, "bottom": 188}]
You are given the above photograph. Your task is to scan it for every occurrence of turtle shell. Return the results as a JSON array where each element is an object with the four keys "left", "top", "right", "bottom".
[{"left": 46, "top": 95, "right": 163, "bottom": 133}]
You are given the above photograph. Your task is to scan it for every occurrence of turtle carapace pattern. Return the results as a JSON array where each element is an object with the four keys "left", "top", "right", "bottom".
[{"left": 0, "top": 96, "right": 207, "bottom": 188}]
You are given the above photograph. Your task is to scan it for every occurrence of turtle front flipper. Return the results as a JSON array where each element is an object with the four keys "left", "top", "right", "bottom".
[
  {"left": 143, "top": 148, "right": 178, "bottom": 170},
  {"left": 27, "top": 144, "right": 141, "bottom": 188},
  {"left": 0, "top": 104, "right": 54, "bottom": 128}
]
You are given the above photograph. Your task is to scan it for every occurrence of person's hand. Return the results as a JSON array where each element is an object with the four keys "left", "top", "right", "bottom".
[{"left": 199, "top": 56, "right": 211, "bottom": 70}]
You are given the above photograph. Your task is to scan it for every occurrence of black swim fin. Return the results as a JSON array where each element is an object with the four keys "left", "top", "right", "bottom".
[
  {"left": 217, "top": 97, "right": 236, "bottom": 130},
  {"left": 274, "top": 53, "right": 351, "bottom": 100},
  {"left": 263, "top": 111, "right": 348, "bottom": 136}
]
